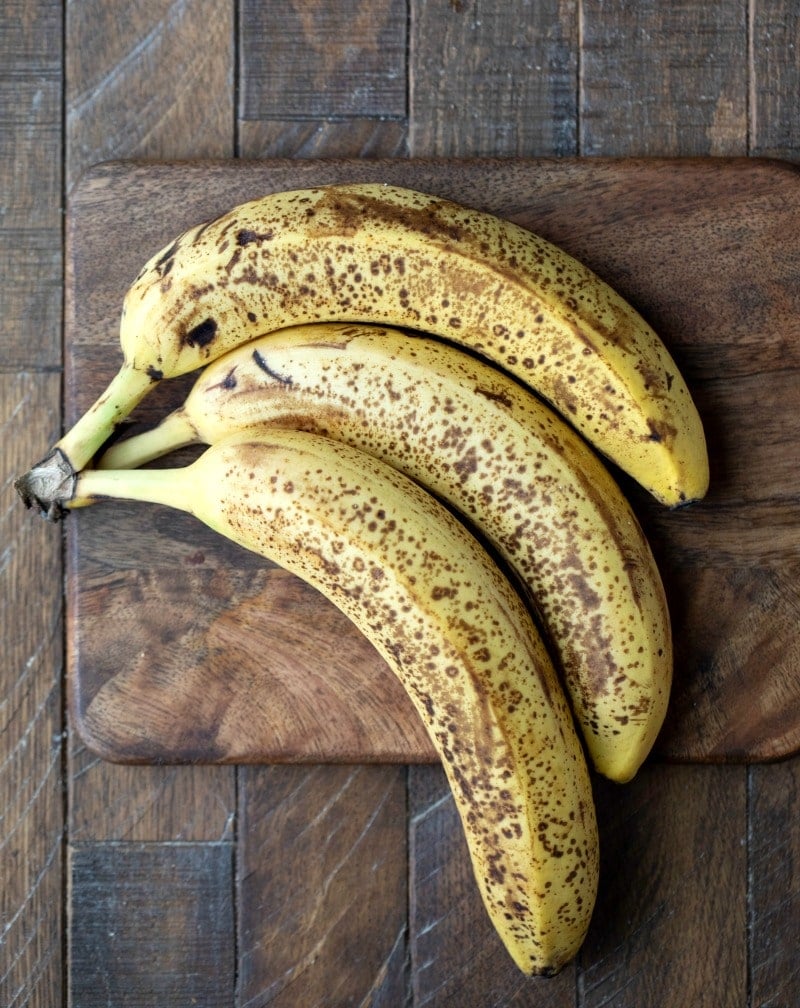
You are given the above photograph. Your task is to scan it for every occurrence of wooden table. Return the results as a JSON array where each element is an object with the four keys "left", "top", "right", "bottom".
[{"left": 3, "top": 4, "right": 799, "bottom": 1007}]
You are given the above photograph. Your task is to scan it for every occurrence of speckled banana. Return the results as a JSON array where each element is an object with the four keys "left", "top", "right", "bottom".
[
  {"left": 70, "top": 428, "right": 599, "bottom": 975},
  {"left": 16, "top": 182, "right": 708, "bottom": 517},
  {"left": 100, "top": 321, "right": 672, "bottom": 783}
]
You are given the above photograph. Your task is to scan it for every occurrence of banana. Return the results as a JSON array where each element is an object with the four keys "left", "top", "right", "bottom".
[
  {"left": 16, "top": 182, "right": 708, "bottom": 516},
  {"left": 100, "top": 321, "right": 672, "bottom": 783},
  {"left": 70, "top": 428, "right": 600, "bottom": 975}
]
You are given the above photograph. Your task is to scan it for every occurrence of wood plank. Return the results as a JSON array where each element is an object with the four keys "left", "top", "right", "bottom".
[
  {"left": 748, "top": 757, "right": 800, "bottom": 1005},
  {"left": 751, "top": 0, "right": 800, "bottom": 158},
  {"left": 580, "top": 766, "right": 748, "bottom": 1008},
  {"left": 65, "top": 0, "right": 234, "bottom": 193},
  {"left": 67, "top": 751, "right": 237, "bottom": 843},
  {"left": 2, "top": 5, "right": 65, "bottom": 1003},
  {"left": 409, "top": 0, "right": 578, "bottom": 156},
  {"left": 236, "top": 765, "right": 409, "bottom": 1007},
  {"left": 408, "top": 765, "right": 576, "bottom": 1006},
  {"left": 239, "top": 0, "right": 407, "bottom": 122},
  {"left": 0, "top": 0, "right": 62, "bottom": 370},
  {"left": 68, "top": 842, "right": 234, "bottom": 1007},
  {"left": 580, "top": 1, "right": 748, "bottom": 155},
  {"left": 63, "top": 157, "right": 800, "bottom": 766},
  {"left": 1, "top": 372, "right": 64, "bottom": 1008}
]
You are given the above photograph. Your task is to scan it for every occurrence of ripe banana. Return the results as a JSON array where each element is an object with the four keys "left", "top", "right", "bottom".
[
  {"left": 100, "top": 321, "right": 672, "bottom": 783},
  {"left": 17, "top": 182, "right": 708, "bottom": 516},
  {"left": 70, "top": 428, "right": 600, "bottom": 975}
]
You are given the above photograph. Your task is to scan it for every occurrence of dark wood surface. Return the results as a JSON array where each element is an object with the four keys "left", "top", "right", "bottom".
[
  {"left": 65, "top": 156, "right": 800, "bottom": 768},
  {"left": 3, "top": 3, "right": 799, "bottom": 1006}
]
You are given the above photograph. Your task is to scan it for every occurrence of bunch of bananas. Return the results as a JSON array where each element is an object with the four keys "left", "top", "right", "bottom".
[{"left": 16, "top": 183, "right": 708, "bottom": 975}]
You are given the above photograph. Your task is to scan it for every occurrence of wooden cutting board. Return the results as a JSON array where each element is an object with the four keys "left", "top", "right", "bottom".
[{"left": 64, "top": 157, "right": 800, "bottom": 766}]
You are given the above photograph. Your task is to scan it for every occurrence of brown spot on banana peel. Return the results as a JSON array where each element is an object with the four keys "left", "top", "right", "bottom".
[
  {"left": 252, "top": 349, "right": 293, "bottom": 386},
  {"left": 310, "top": 188, "right": 466, "bottom": 246},
  {"left": 153, "top": 238, "right": 180, "bottom": 278},
  {"left": 205, "top": 366, "right": 238, "bottom": 392},
  {"left": 646, "top": 417, "right": 678, "bottom": 445},
  {"left": 236, "top": 227, "right": 275, "bottom": 245},
  {"left": 182, "top": 316, "right": 218, "bottom": 349}
]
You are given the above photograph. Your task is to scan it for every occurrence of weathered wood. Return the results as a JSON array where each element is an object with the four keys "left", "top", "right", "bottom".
[
  {"left": 408, "top": 765, "right": 576, "bottom": 1006},
  {"left": 64, "top": 157, "right": 800, "bottom": 766},
  {"left": 65, "top": 0, "right": 234, "bottom": 192},
  {"left": 1, "top": 373, "right": 64, "bottom": 1008},
  {"left": 1, "top": 6, "right": 65, "bottom": 1007},
  {"left": 580, "top": 766, "right": 748, "bottom": 1008},
  {"left": 0, "top": 0, "right": 62, "bottom": 371},
  {"left": 67, "top": 749, "right": 237, "bottom": 842},
  {"left": 580, "top": 0, "right": 748, "bottom": 155},
  {"left": 239, "top": 118, "right": 408, "bottom": 159},
  {"left": 239, "top": 0, "right": 407, "bottom": 122},
  {"left": 69, "top": 842, "right": 235, "bottom": 1007},
  {"left": 751, "top": 0, "right": 800, "bottom": 158},
  {"left": 748, "top": 757, "right": 800, "bottom": 1004},
  {"left": 409, "top": 0, "right": 579, "bottom": 156},
  {"left": 237, "top": 765, "right": 409, "bottom": 1007}
]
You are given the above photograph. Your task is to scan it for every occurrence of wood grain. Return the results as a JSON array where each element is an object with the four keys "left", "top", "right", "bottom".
[
  {"left": 580, "top": 0, "right": 748, "bottom": 155},
  {"left": 751, "top": 0, "right": 800, "bottom": 159},
  {"left": 748, "top": 759, "right": 800, "bottom": 1004},
  {"left": 239, "top": 118, "right": 408, "bottom": 160},
  {"left": 237, "top": 765, "right": 409, "bottom": 1007},
  {"left": 1, "top": 4, "right": 64, "bottom": 1004},
  {"left": 69, "top": 842, "right": 235, "bottom": 1007},
  {"left": 65, "top": 0, "right": 234, "bottom": 192},
  {"left": 1, "top": 373, "right": 63, "bottom": 1008},
  {"left": 239, "top": 0, "right": 407, "bottom": 121},
  {"left": 64, "top": 157, "right": 800, "bottom": 767},
  {"left": 63, "top": 0, "right": 238, "bottom": 855},
  {"left": 410, "top": 0, "right": 578, "bottom": 157},
  {"left": 0, "top": 0, "right": 62, "bottom": 370},
  {"left": 581, "top": 766, "right": 747, "bottom": 1007}
]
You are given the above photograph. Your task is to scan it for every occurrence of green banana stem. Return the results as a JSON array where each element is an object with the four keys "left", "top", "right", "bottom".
[
  {"left": 98, "top": 410, "right": 197, "bottom": 470},
  {"left": 70, "top": 462, "right": 194, "bottom": 514},
  {"left": 59, "top": 363, "right": 157, "bottom": 470},
  {"left": 14, "top": 363, "right": 156, "bottom": 519}
]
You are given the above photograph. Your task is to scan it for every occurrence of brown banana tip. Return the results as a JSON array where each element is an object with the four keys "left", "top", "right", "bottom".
[{"left": 14, "top": 448, "right": 75, "bottom": 522}]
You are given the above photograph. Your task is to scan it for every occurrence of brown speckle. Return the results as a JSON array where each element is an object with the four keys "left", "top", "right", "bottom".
[{"left": 183, "top": 317, "right": 218, "bottom": 349}]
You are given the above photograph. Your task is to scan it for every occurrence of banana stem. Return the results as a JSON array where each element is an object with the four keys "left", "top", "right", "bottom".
[
  {"left": 14, "top": 363, "right": 156, "bottom": 519},
  {"left": 59, "top": 363, "right": 157, "bottom": 471},
  {"left": 97, "top": 410, "right": 197, "bottom": 470},
  {"left": 70, "top": 463, "right": 194, "bottom": 514}
]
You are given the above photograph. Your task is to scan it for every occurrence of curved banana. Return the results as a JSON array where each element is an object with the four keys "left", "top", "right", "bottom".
[
  {"left": 71, "top": 428, "right": 599, "bottom": 975},
  {"left": 100, "top": 322, "right": 672, "bottom": 783},
  {"left": 18, "top": 182, "right": 708, "bottom": 515}
]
